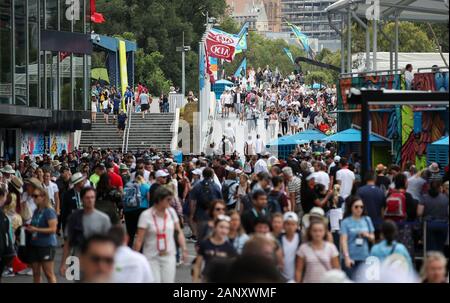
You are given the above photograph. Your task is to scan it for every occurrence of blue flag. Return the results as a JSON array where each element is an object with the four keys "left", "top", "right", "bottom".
[
  {"left": 234, "top": 58, "right": 247, "bottom": 78},
  {"left": 235, "top": 22, "right": 249, "bottom": 54},
  {"left": 283, "top": 48, "right": 295, "bottom": 65},
  {"left": 286, "top": 21, "right": 310, "bottom": 54}
]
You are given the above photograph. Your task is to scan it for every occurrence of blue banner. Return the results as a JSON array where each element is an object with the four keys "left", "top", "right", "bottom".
[
  {"left": 283, "top": 48, "right": 295, "bottom": 65},
  {"left": 286, "top": 21, "right": 310, "bottom": 53},
  {"left": 234, "top": 58, "right": 247, "bottom": 78}
]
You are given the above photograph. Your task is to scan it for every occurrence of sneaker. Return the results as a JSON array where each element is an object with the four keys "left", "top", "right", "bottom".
[
  {"left": 2, "top": 268, "right": 15, "bottom": 278},
  {"left": 17, "top": 268, "right": 33, "bottom": 276}
]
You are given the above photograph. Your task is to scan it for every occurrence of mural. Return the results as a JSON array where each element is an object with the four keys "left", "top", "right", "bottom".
[
  {"left": 337, "top": 72, "right": 448, "bottom": 169},
  {"left": 21, "top": 131, "right": 71, "bottom": 158}
]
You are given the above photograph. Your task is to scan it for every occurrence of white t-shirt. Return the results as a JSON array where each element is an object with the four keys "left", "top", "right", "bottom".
[
  {"left": 312, "top": 171, "right": 330, "bottom": 191},
  {"left": 102, "top": 100, "right": 109, "bottom": 110},
  {"left": 282, "top": 233, "right": 300, "bottom": 281},
  {"left": 336, "top": 168, "right": 355, "bottom": 199},
  {"left": 138, "top": 207, "right": 179, "bottom": 259},
  {"left": 43, "top": 181, "right": 59, "bottom": 208},
  {"left": 111, "top": 246, "right": 154, "bottom": 283},
  {"left": 254, "top": 159, "right": 268, "bottom": 174},
  {"left": 224, "top": 127, "right": 235, "bottom": 140},
  {"left": 255, "top": 139, "right": 264, "bottom": 154}
]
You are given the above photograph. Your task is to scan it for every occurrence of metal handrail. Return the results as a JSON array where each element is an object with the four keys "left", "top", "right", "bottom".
[
  {"left": 122, "top": 101, "right": 132, "bottom": 153},
  {"left": 417, "top": 66, "right": 449, "bottom": 72}
]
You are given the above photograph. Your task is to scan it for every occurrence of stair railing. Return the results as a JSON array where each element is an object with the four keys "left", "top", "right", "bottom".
[{"left": 122, "top": 101, "right": 133, "bottom": 153}]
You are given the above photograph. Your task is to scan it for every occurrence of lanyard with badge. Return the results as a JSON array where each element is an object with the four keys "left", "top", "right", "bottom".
[{"left": 152, "top": 210, "right": 168, "bottom": 256}]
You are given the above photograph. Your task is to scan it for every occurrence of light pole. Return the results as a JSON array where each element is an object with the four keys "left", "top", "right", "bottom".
[{"left": 176, "top": 32, "right": 191, "bottom": 96}]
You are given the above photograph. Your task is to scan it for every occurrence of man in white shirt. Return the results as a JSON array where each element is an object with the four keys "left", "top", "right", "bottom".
[
  {"left": 244, "top": 135, "right": 256, "bottom": 157},
  {"left": 255, "top": 134, "right": 264, "bottom": 155},
  {"left": 109, "top": 226, "right": 154, "bottom": 283},
  {"left": 254, "top": 153, "right": 269, "bottom": 174},
  {"left": 224, "top": 122, "right": 236, "bottom": 145},
  {"left": 335, "top": 158, "right": 355, "bottom": 200},
  {"left": 312, "top": 162, "right": 330, "bottom": 190},
  {"left": 404, "top": 64, "right": 414, "bottom": 90}
]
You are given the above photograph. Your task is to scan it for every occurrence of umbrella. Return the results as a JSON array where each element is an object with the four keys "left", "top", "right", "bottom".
[
  {"left": 289, "top": 129, "right": 328, "bottom": 141},
  {"left": 324, "top": 128, "right": 388, "bottom": 142},
  {"left": 431, "top": 136, "right": 449, "bottom": 146}
]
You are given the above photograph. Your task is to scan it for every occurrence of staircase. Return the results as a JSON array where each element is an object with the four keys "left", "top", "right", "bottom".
[{"left": 79, "top": 112, "right": 176, "bottom": 152}]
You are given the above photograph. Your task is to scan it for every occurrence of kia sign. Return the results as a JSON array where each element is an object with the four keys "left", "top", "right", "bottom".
[
  {"left": 205, "top": 28, "right": 239, "bottom": 62},
  {"left": 207, "top": 44, "right": 233, "bottom": 60}
]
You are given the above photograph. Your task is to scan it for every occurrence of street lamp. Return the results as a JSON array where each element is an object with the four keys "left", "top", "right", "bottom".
[{"left": 176, "top": 32, "right": 191, "bottom": 96}]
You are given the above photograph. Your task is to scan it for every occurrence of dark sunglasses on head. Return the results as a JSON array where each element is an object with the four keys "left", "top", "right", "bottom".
[{"left": 89, "top": 254, "right": 114, "bottom": 265}]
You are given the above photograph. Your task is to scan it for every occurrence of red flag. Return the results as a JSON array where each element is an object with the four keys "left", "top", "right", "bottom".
[
  {"left": 205, "top": 45, "right": 216, "bottom": 84},
  {"left": 90, "top": 0, "right": 105, "bottom": 24},
  {"left": 205, "top": 29, "right": 238, "bottom": 62}
]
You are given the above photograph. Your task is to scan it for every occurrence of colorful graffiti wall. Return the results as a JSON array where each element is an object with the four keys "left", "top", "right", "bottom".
[
  {"left": 337, "top": 72, "right": 449, "bottom": 169},
  {"left": 21, "top": 131, "right": 72, "bottom": 159}
]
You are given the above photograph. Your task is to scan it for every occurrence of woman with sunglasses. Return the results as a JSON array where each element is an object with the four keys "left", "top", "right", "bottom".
[
  {"left": 134, "top": 186, "right": 187, "bottom": 283},
  {"left": 192, "top": 214, "right": 237, "bottom": 282},
  {"left": 340, "top": 195, "right": 375, "bottom": 280},
  {"left": 197, "top": 200, "right": 227, "bottom": 243},
  {"left": 25, "top": 186, "right": 58, "bottom": 283}
]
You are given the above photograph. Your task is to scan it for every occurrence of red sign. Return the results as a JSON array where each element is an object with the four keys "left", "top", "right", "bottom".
[{"left": 205, "top": 29, "right": 238, "bottom": 62}]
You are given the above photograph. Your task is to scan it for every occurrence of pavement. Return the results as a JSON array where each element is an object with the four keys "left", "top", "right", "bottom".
[
  {"left": 210, "top": 110, "right": 279, "bottom": 157},
  {"left": 2, "top": 227, "right": 197, "bottom": 283}
]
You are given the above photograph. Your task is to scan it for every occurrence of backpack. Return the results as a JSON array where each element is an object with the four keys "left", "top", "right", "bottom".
[
  {"left": 222, "top": 180, "right": 237, "bottom": 205},
  {"left": 267, "top": 191, "right": 283, "bottom": 214},
  {"left": 384, "top": 189, "right": 407, "bottom": 221},
  {"left": 198, "top": 180, "right": 214, "bottom": 211},
  {"left": 123, "top": 181, "right": 142, "bottom": 209}
]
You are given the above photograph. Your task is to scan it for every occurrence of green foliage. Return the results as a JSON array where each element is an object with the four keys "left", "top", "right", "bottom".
[
  {"left": 223, "top": 31, "right": 306, "bottom": 77},
  {"left": 94, "top": 0, "right": 227, "bottom": 94},
  {"left": 305, "top": 71, "right": 333, "bottom": 85},
  {"left": 351, "top": 21, "right": 437, "bottom": 53},
  {"left": 134, "top": 49, "right": 171, "bottom": 95}
]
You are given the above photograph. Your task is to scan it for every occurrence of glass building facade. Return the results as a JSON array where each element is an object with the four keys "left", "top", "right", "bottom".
[{"left": 0, "top": 0, "right": 91, "bottom": 112}]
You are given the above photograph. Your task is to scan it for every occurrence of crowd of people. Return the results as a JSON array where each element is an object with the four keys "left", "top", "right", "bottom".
[
  {"left": 0, "top": 143, "right": 448, "bottom": 283},
  {"left": 218, "top": 66, "right": 338, "bottom": 142}
]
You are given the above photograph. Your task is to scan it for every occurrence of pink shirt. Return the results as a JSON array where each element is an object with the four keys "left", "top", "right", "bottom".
[{"left": 297, "top": 242, "right": 339, "bottom": 283}]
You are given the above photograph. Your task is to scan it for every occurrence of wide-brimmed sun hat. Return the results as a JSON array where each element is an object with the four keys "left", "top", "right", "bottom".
[{"left": 0, "top": 165, "right": 15, "bottom": 174}]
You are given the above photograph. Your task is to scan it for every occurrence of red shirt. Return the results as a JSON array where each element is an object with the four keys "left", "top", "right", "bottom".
[
  {"left": 108, "top": 171, "right": 123, "bottom": 189},
  {"left": 113, "top": 163, "right": 119, "bottom": 175}
]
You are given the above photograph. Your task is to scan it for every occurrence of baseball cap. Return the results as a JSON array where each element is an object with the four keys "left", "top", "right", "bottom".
[
  {"left": 155, "top": 170, "right": 169, "bottom": 178},
  {"left": 283, "top": 212, "right": 299, "bottom": 223},
  {"left": 192, "top": 169, "right": 202, "bottom": 176},
  {"left": 334, "top": 155, "right": 341, "bottom": 163}
]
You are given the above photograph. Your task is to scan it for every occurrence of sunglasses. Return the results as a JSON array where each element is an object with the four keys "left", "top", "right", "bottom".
[
  {"left": 88, "top": 255, "right": 114, "bottom": 265},
  {"left": 32, "top": 194, "right": 42, "bottom": 199}
]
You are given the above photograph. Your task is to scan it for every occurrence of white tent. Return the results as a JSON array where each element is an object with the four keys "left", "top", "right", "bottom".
[
  {"left": 352, "top": 52, "right": 450, "bottom": 72},
  {"left": 326, "top": 0, "right": 449, "bottom": 23}
]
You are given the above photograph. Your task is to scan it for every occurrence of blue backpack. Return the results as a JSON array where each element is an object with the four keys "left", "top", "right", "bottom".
[{"left": 123, "top": 181, "right": 142, "bottom": 209}]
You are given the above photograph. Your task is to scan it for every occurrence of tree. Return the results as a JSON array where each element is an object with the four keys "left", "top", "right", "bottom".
[
  {"left": 351, "top": 21, "right": 436, "bottom": 53},
  {"left": 305, "top": 71, "right": 333, "bottom": 86}
]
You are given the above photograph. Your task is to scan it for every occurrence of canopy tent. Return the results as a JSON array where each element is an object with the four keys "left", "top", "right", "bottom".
[
  {"left": 289, "top": 129, "right": 328, "bottom": 142},
  {"left": 324, "top": 128, "right": 389, "bottom": 142},
  {"left": 432, "top": 136, "right": 449, "bottom": 146},
  {"left": 215, "top": 79, "right": 234, "bottom": 86},
  {"left": 266, "top": 136, "right": 309, "bottom": 147},
  {"left": 326, "top": 0, "right": 449, "bottom": 23}
]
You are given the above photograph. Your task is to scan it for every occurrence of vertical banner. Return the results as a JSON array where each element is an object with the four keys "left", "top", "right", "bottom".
[
  {"left": 118, "top": 40, "right": 128, "bottom": 112},
  {"left": 49, "top": 132, "right": 71, "bottom": 157},
  {"left": 21, "top": 131, "right": 46, "bottom": 157},
  {"left": 283, "top": 48, "right": 295, "bottom": 65},
  {"left": 209, "top": 57, "right": 218, "bottom": 82},
  {"left": 234, "top": 58, "right": 247, "bottom": 78}
]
